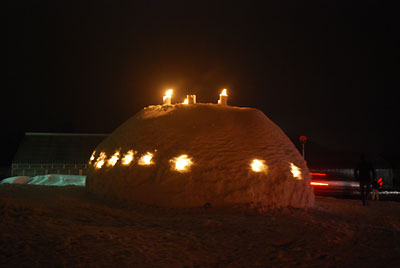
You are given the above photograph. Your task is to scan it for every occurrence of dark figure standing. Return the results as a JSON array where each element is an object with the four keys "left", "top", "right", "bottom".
[{"left": 354, "top": 153, "right": 376, "bottom": 206}]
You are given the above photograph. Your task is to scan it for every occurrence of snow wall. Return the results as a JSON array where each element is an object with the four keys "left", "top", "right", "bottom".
[{"left": 86, "top": 104, "right": 315, "bottom": 208}]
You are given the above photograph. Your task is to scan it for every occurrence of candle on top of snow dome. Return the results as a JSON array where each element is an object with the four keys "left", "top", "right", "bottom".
[
  {"left": 218, "top": 89, "right": 228, "bottom": 105},
  {"left": 163, "top": 89, "right": 173, "bottom": 105},
  {"left": 182, "top": 95, "right": 196, "bottom": 105},
  {"left": 187, "top": 95, "right": 196, "bottom": 104}
]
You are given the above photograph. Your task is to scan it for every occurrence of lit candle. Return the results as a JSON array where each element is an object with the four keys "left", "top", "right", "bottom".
[
  {"left": 187, "top": 95, "right": 196, "bottom": 104},
  {"left": 163, "top": 89, "right": 173, "bottom": 105},
  {"left": 218, "top": 89, "right": 228, "bottom": 105}
]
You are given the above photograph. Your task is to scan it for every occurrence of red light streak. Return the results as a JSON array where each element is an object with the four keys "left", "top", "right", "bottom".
[
  {"left": 310, "top": 172, "right": 327, "bottom": 176},
  {"left": 310, "top": 182, "right": 329, "bottom": 186}
]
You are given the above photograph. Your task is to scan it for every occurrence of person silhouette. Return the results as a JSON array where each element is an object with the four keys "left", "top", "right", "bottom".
[{"left": 354, "top": 153, "right": 376, "bottom": 206}]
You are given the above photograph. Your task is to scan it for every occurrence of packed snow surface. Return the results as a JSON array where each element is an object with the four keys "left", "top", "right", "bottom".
[
  {"left": 86, "top": 104, "right": 314, "bottom": 208},
  {"left": 1, "top": 184, "right": 399, "bottom": 268},
  {"left": 1, "top": 174, "right": 85, "bottom": 186}
]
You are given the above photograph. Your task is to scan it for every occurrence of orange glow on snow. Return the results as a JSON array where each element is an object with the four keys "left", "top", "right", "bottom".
[
  {"left": 251, "top": 159, "right": 267, "bottom": 173},
  {"left": 107, "top": 151, "right": 120, "bottom": 167},
  {"left": 290, "top": 163, "right": 302, "bottom": 180},
  {"left": 170, "top": 154, "right": 193, "bottom": 172},
  {"left": 138, "top": 152, "right": 154, "bottom": 166},
  {"left": 94, "top": 152, "right": 107, "bottom": 169},
  {"left": 89, "top": 150, "right": 96, "bottom": 164},
  {"left": 121, "top": 150, "right": 135, "bottom": 165}
]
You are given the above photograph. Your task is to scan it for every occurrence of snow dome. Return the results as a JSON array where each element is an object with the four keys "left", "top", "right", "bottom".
[{"left": 86, "top": 103, "right": 315, "bottom": 208}]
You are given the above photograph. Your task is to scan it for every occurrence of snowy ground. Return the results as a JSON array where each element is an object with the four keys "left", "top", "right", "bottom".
[{"left": 1, "top": 184, "right": 399, "bottom": 268}]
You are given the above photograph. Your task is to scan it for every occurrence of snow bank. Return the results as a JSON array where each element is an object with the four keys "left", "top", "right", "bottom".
[
  {"left": 1, "top": 174, "right": 85, "bottom": 186},
  {"left": 86, "top": 104, "right": 315, "bottom": 208}
]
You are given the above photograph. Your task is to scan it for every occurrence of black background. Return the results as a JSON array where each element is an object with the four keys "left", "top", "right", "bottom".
[{"left": 5, "top": 0, "right": 398, "bottom": 166}]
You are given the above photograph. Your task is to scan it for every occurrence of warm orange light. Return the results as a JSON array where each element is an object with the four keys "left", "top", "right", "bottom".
[
  {"left": 89, "top": 150, "right": 96, "bottom": 164},
  {"left": 138, "top": 152, "right": 154, "bottom": 166},
  {"left": 121, "top": 150, "right": 135, "bottom": 166},
  {"left": 94, "top": 152, "right": 107, "bottom": 169},
  {"left": 310, "top": 182, "right": 329, "bottom": 186},
  {"left": 290, "top": 163, "right": 302, "bottom": 180},
  {"left": 163, "top": 89, "right": 173, "bottom": 105},
  {"left": 251, "top": 159, "right": 267, "bottom": 173},
  {"left": 218, "top": 89, "right": 228, "bottom": 105},
  {"left": 170, "top": 154, "right": 193, "bottom": 172},
  {"left": 107, "top": 150, "right": 120, "bottom": 167},
  {"left": 182, "top": 97, "right": 189, "bottom": 104}
]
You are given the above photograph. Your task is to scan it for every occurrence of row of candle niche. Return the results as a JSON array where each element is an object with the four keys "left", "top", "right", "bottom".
[
  {"left": 163, "top": 89, "right": 228, "bottom": 105},
  {"left": 89, "top": 150, "right": 303, "bottom": 179}
]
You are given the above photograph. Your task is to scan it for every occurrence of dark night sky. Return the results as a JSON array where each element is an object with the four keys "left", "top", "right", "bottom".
[{"left": 4, "top": 0, "right": 398, "bottom": 165}]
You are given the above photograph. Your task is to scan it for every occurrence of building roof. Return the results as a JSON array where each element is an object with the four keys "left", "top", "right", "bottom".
[{"left": 13, "top": 133, "right": 109, "bottom": 164}]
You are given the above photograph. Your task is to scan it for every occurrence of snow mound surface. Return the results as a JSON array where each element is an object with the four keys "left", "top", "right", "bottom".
[
  {"left": 1, "top": 174, "right": 85, "bottom": 186},
  {"left": 86, "top": 104, "right": 315, "bottom": 208}
]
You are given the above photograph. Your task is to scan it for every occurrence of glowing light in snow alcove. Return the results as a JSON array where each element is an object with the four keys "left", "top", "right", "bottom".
[
  {"left": 121, "top": 150, "right": 135, "bottom": 166},
  {"left": 138, "top": 152, "right": 154, "bottom": 166},
  {"left": 170, "top": 154, "right": 193, "bottom": 172},
  {"left": 94, "top": 152, "right": 107, "bottom": 169},
  {"left": 163, "top": 89, "right": 173, "bottom": 105},
  {"left": 251, "top": 159, "right": 267, "bottom": 173},
  {"left": 290, "top": 163, "right": 302, "bottom": 180},
  {"left": 107, "top": 151, "right": 120, "bottom": 167},
  {"left": 89, "top": 150, "right": 96, "bottom": 164},
  {"left": 182, "top": 97, "right": 189, "bottom": 104}
]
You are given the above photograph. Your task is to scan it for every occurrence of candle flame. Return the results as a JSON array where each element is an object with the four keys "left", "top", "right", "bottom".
[
  {"left": 221, "top": 89, "right": 227, "bottom": 96},
  {"left": 163, "top": 89, "right": 173, "bottom": 102},
  {"left": 182, "top": 97, "right": 189, "bottom": 104}
]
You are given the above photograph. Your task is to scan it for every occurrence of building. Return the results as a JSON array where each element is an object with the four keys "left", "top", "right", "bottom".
[{"left": 12, "top": 132, "right": 108, "bottom": 177}]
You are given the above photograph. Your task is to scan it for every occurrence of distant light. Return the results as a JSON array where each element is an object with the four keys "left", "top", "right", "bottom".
[
  {"left": 138, "top": 152, "right": 154, "bottom": 166},
  {"left": 290, "top": 163, "right": 302, "bottom": 180},
  {"left": 251, "top": 159, "right": 267, "bottom": 173},
  {"left": 182, "top": 98, "right": 189, "bottom": 104},
  {"left": 170, "top": 154, "right": 193, "bottom": 172},
  {"left": 310, "top": 172, "right": 327, "bottom": 176}
]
